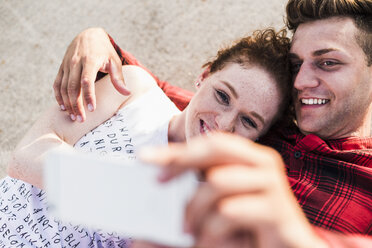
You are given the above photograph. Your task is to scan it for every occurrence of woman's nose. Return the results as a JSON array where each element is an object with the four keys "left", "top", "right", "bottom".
[{"left": 216, "top": 113, "right": 236, "bottom": 133}]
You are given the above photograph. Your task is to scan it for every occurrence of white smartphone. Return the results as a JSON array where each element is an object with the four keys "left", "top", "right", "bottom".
[{"left": 43, "top": 149, "right": 198, "bottom": 247}]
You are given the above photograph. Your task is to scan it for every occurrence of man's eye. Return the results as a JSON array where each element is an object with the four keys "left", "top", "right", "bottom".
[
  {"left": 215, "top": 90, "right": 230, "bottom": 105},
  {"left": 241, "top": 116, "right": 257, "bottom": 129},
  {"left": 320, "top": 61, "right": 337, "bottom": 66},
  {"left": 318, "top": 60, "right": 342, "bottom": 71}
]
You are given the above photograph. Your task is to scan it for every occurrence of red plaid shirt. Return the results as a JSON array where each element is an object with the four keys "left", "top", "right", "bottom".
[
  {"left": 110, "top": 35, "right": 372, "bottom": 247},
  {"left": 261, "top": 126, "right": 372, "bottom": 246}
]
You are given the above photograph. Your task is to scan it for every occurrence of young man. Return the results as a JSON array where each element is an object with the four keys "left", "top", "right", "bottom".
[{"left": 50, "top": 0, "right": 372, "bottom": 247}]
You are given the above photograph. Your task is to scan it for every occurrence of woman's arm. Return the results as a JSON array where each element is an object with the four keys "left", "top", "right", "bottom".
[{"left": 8, "top": 65, "right": 157, "bottom": 189}]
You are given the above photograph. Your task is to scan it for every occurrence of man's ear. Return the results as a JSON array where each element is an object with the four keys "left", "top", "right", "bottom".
[{"left": 195, "top": 67, "right": 211, "bottom": 88}]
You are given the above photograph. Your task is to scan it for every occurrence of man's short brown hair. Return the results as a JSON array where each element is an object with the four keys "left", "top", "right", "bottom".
[{"left": 286, "top": 0, "right": 372, "bottom": 65}]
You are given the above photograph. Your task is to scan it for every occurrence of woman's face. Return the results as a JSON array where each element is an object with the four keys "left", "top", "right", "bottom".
[{"left": 185, "top": 63, "right": 283, "bottom": 141}]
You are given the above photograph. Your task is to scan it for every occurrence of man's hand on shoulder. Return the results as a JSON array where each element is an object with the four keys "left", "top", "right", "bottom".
[{"left": 53, "top": 27, "right": 130, "bottom": 122}]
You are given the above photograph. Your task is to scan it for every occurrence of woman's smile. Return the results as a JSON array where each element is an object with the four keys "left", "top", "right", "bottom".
[{"left": 200, "top": 119, "right": 212, "bottom": 136}]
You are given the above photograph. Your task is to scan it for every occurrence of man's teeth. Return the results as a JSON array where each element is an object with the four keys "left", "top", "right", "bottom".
[{"left": 301, "top": 98, "right": 327, "bottom": 105}]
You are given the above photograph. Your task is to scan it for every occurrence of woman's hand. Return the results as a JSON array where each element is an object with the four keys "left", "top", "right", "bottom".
[
  {"left": 53, "top": 27, "right": 130, "bottom": 122},
  {"left": 141, "top": 133, "right": 328, "bottom": 248}
]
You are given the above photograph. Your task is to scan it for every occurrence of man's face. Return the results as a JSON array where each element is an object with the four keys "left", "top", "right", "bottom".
[{"left": 290, "top": 17, "right": 372, "bottom": 139}]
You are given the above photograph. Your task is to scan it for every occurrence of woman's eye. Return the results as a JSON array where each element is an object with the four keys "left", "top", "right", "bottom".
[
  {"left": 241, "top": 116, "right": 257, "bottom": 129},
  {"left": 215, "top": 90, "right": 230, "bottom": 105},
  {"left": 291, "top": 62, "right": 302, "bottom": 75}
]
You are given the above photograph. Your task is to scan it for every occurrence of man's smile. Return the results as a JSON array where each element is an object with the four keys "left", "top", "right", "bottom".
[{"left": 300, "top": 98, "right": 330, "bottom": 105}]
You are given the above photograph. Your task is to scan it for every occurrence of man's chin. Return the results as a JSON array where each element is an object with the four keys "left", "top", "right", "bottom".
[{"left": 297, "top": 120, "right": 320, "bottom": 136}]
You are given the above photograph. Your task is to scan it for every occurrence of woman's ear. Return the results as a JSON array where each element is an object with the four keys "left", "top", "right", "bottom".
[{"left": 195, "top": 67, "right": 211, "bottom": 88}]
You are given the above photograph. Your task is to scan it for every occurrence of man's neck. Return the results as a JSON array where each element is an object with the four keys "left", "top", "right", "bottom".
[{"left": 299, "top": 113, "right": 372, "bottom": 140}]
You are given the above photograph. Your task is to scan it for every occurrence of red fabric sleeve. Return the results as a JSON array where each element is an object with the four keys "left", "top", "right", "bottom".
[
  {"left": 107, "top": 34, "right": 193, "bottom": 111},
  {"left": 314, "top": 227, "right": 372, "bottom": 247}
]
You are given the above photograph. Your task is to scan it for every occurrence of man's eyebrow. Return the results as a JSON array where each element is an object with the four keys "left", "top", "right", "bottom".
[
  {"left": 313, "top": 48, "right": 338, "bottom": 56},
  {"left": 221, "top": 81, "right": 238, "bottom": 99},
  {"left": 289, "top": 48, "right": 339, "bottom": 59}
]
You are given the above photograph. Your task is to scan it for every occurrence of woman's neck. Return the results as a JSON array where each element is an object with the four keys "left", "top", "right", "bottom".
[{"left": 168, "top": 111, "right": 186, "bottom": 143}]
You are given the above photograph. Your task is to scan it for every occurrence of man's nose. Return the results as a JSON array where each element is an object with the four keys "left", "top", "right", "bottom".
[{"left": 293, "top": 63, "right": 319, "bottom": 91}]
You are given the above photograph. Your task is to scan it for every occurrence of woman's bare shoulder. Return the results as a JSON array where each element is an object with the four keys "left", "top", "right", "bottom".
[{"left": 121, "top": 65, "right": 158, "bottom": 95}]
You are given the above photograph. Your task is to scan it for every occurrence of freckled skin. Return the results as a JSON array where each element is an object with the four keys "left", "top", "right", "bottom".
[{"left": 171, "top": 63, "right": 282, "bottom": 142}]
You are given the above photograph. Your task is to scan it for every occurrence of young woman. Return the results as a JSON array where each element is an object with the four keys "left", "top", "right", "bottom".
[{"left": 2, "top": 28, "right": 291, "bottom": 247}]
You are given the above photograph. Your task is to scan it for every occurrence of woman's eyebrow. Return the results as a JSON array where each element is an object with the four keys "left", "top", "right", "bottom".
[
  {"left": 221, "top": 81, "right": 238, "bottom": 99},
  {"left": 250, "top": 111, "right": 265, "bottom": 127}
]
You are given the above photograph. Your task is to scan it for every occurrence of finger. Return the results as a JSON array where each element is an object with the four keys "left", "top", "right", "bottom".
[
  {"left": 196, "top": 210, "right": 256, "bottom": 248},
  {"left": 98, "top": 57, "right": 110, "bottom": 73},
  {"left": 140, "top": 133, "right": 278, "bottom": 178},
  {"left": 74, "top": 94, "right": 85, "bottom": 122},
  {"left": 193, "top": 195, "right": 267, "bottom": 245},
  {"left": 206, "top": 164, "right": 272, "bottom": 193},
  {"left": 186, "top": 167, "right": 269, "bottom": 236},
  {"left": 81, "top": 60, "right": 100, "bottom": 112},
  {"left": 61, "top": 67, "right": 74, "bottom": 118},
  {"left": 186, "top": 183, "right": 220, "bottom": 234},
  {"left": 140, "top": 134, "right": 251, "bottom": 168},
  {"left": 68, "top": 62, "right": 84, "bottom": 121},
  {"left": 212, "top": 195, "right": 288, "bottom": 248},
  {"left": 214, "top": 196, "right": 322, "bottom": 248},
  {"left": 140, "top": 140, "right": 214, "bottom": 182},
  {"left": 109, "top": 58, "right": 131, "bottom": 95},
  {"left": 53, "top": 64, "right": 65, "bottom": 110},
  {"left": 131, "top": 241, "right": 171, "bottom": 248},
  {"left": 139, "top": 143, "right": 191, "bottom": 181},
  {"left": 217, "top": 195, "right": 270, "bottom": 226}
]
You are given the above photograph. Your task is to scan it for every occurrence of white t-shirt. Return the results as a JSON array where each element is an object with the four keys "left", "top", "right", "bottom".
[{"left": 0, "top": 87, "right": 180, "bottom": 248}]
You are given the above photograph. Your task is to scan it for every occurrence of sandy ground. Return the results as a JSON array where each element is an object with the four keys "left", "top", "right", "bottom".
[{"left": 0, "top": 0, "right": 290, "bottom": 179}]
